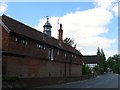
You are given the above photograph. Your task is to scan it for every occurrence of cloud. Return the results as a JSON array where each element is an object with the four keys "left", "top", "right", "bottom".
[
  {"left": 112, "top": 4, "right": 118, "bottom": 16},
  {"left": 33, "top": 1, "right": 117, "bottom": 58},
  {"left": 104, "top": 50, "right": 118, "bottom": 58},
  {"left": 81, "top": 49, "right": 117, "bottom": 59},
  {"left": 94, "top": 0, "right": 119, "bottom": 16},
  {"left": 76, "top": 37, "right": 116, "bottom": 49},
  {"left": 34, "top": 8, "right": 113, "bottom": 38},
  {"left": 94, "top": 0, "right": 115, "bottom": 10},
  {"left": 0, "top": 3, "right": 7, "bottom": 14}
]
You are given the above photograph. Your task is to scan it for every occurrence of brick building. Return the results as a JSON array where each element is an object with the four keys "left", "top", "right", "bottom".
[
  {"left": 1, "top": 14, "right": 83, "bottom": 78},
  {"left": 82, "top": 55, "right": 99, "bottom": 70}
]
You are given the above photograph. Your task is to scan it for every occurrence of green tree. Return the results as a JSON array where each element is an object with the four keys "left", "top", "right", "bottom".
[
  {"left": 112, "top": 64, "right": 119, "bottom": 74},
  {"left": 101, "top": 49, "right": 107, "bottom": 72},
  {"left": 93, "top": 65, "right": 100, "bottom": 75},
  {"left": 97, "top": 48, "right": 107, "bottom": 74},
  {"left": 112, "top": 54, "right": 120, "bottom": 61},
  {"left": 82, "top": 64, "right": 91, "bottom": 75},
  {"left": 64, "top": 37, "right": 77, "bottom": 48},
  {"left": 112, "top": 54, "right": 120, "bottom": 74},
  {"left": 107, "top": 56, "right": 114, "bottom": 70},
  {"left": 64, "top": 37, "right": 74, "bottom": 46},
  {"left": 97, "top": 47, "right": 101, "bottom": 56},
  {"left": 106, "top": 54, "right": 120, "bottom": 74}
]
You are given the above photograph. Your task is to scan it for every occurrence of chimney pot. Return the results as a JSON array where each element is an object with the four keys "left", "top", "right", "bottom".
[{"left": 60, "top": 24, "right": 62, "bottom": 29}]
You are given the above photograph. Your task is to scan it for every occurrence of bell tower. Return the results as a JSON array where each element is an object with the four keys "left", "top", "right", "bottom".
[{"left": 43, "top": 16, "right": 52, "bottom": 37}]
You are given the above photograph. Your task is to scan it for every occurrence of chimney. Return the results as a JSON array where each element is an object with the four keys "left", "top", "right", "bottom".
[{"left": 58, "top": 24, "right": 63, "bottom": 47}]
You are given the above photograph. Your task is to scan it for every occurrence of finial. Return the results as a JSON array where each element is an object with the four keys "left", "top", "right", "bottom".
[{"left": 46, "top": 16, "right": 49, "bottom": 22}]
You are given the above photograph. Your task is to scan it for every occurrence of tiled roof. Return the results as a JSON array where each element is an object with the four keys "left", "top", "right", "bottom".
[
  {"left": 82, "top": 55, "right": 100, "bottom": 64},
  {"left": 1, "top": 14, "right": 82, "bottom": 56}
]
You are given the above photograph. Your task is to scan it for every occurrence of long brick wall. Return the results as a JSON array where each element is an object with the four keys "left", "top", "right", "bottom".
[{"left": 3, "top": 55, "right": 82, "bottom": 77}]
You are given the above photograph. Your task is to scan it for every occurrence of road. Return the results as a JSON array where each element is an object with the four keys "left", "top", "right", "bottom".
[{"left": 38, "top": 72, "right": 119, "bottom": 88}]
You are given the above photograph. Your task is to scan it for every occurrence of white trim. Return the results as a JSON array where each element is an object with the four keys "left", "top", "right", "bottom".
[{"left": 0, "top": 19, "right": 10, "bottom": 33}]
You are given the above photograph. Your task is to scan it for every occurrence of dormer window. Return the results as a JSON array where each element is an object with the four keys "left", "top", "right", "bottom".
[{"left": 15, "top": 37, "right": 27, "bottom": 45}]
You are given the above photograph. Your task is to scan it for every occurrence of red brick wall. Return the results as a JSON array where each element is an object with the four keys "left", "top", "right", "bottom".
[
  {"left": 3, "top": 55, "right": 82, "bottom": 77},
  {"left": 2, "top": 27, "right": 9, "bottom": 51},
  {"left": 71, "top": 64, "right": 82, "bottom": 77}
]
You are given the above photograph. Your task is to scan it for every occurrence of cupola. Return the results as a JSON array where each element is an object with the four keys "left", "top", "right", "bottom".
[{"left": 43, "top": 16, "right": 52, "bottom": 37}]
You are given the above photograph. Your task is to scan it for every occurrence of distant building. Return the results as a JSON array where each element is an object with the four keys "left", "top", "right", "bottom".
[
  {"left": 1, "top": 14, "right": 83, "bottom": 77},
  {"left": 82, "top": 55, "right": 99, "bottom": 70}
]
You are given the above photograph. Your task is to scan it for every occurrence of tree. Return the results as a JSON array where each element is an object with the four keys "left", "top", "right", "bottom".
[
  {"left": 111, "top": 54, "right": 120, "bottom": 74},
  {"left": 97, "top": 47, "right": 101, "bottom": 56},
  {"left": 112, "top": 54, "right": 120, "bottom": 61},
  {"left": 100, "top": 49, "right": 107, "bottom": 72},
  {"left": 82, "top": 64, "right": 91, "bottom": 75},
  {"left": 64, "top": 37, "right": 74, "bottom": 46},
  {"left": 63, "top": 37, "right": 77, "bottom": 48},
  {"left": 97, "top": 48, "right": 107, "bottom": 74},
  {"left": 106, "top": 54, "right": 120, "bottom": 74},
  {"left": 107, "top": 56, "right": 114, "bottom": 70},
  {"left": 93, "top": 65, "right": 100, "bottom": 75}
]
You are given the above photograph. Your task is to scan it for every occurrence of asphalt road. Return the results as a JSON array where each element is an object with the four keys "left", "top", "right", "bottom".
[{"left": 39, "top": 72, "right": 119, "bottom": 88}]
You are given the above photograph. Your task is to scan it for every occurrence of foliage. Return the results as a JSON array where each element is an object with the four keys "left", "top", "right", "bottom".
[
  {"left": 107, "top": 54, "right": 120, "bottom": 74},
  {"left": 64, "top": 37, "right": 76, "bottom": 48},
  {"left": 2, "top": 76, "right": 19, "bottom": 82},
  {"left": 95, "top": 48, "right": 120, "bottom": 74},
  {"left": 82, "top": 64, "right": 91, "bottom": 75},
  {"left": 97, "top": 48, "right": 107, "bottom": 74}
]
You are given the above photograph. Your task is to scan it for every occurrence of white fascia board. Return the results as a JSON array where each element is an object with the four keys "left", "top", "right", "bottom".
[{"left": 0, "top": 18, "right": 10, "bottom": 33}]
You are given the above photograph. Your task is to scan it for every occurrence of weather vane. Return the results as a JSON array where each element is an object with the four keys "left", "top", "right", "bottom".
[{"left": 46, "top": 16, "right": 49, "bottom": 22}]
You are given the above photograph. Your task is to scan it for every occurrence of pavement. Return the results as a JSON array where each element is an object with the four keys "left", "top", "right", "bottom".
[{"left": 37, "top": 72, "right": 119, "bottom": 88}]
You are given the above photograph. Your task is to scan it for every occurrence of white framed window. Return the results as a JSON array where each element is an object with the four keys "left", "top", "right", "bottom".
[{"left": 48, "top": 48, "right": 54, "bottom": 61}]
